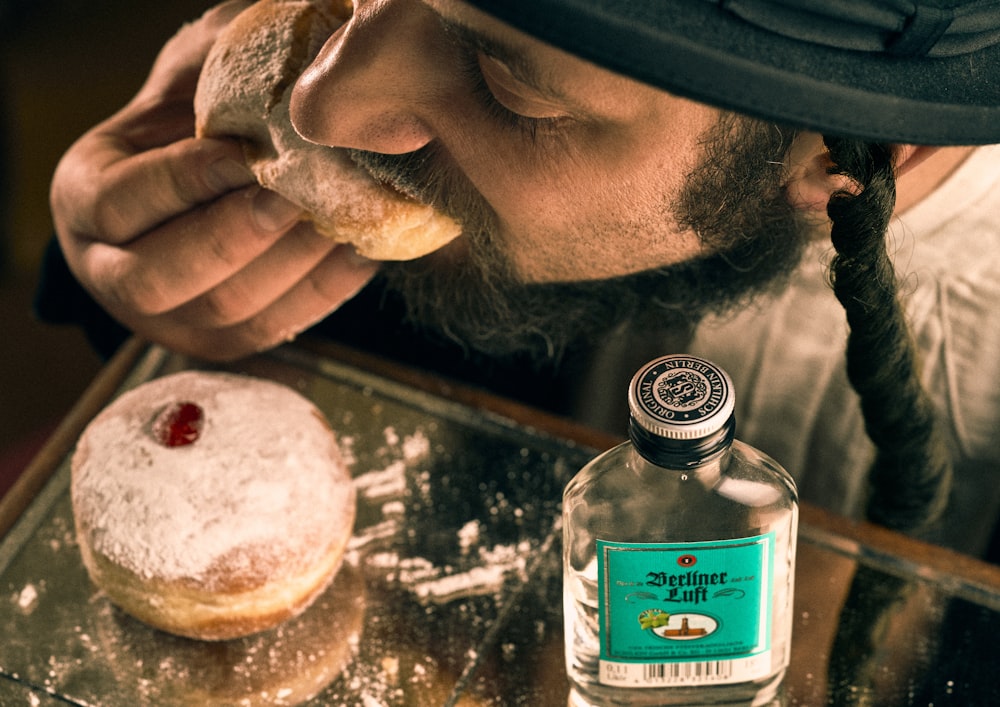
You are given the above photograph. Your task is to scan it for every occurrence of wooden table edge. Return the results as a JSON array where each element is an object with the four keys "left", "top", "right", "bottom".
[{"left": 0, "top": 337, "right": 147, "bottom": 539}]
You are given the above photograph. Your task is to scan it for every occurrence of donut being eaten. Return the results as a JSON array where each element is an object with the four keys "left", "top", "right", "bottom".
[{"left": 193, "top": 0, "right": 461, "bottom": 261}]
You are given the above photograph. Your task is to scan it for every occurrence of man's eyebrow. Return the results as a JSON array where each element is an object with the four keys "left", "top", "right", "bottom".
[{"left": 436, "top": 14, "right": 566, "bottom": 99}]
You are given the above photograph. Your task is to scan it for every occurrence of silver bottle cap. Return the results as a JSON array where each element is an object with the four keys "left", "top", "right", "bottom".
[{"left": 628, "top": 355, "right": 735, "bottom": 441}]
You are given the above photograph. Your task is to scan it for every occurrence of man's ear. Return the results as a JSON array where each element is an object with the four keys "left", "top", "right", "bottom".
[
  {"left": 783, "top": 133, "right": 855, "bottom": 214},
  {"left": 893, "top": 145, "right": 940, "bottom": 178},
  {"left": 784, "top": 135, "right": 942, "bottom": 214}
]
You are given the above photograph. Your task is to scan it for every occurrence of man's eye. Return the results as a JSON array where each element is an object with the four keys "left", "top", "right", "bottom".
[{"left": 460, "top": 52, "right": 564, "bottom": 141}]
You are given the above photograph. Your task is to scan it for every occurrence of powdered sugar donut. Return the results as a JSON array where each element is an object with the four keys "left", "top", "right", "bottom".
[{"left": 71, "top": 371, "right": 355, "bottom": 641}]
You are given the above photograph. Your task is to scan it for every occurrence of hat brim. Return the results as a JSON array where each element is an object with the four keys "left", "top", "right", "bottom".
[{"left": 464, "top": 0, "right": 1000, "bottom": 146}]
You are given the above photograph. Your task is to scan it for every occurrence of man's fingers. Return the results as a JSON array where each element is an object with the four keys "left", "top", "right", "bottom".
[
  {"left": 136, "top": 245, "right": 380, "bottom": 363},
  {"left": 212, "top": 245, "right": 380, "bottom": 356},
  {"left": 53, "top": 135, "right": 254, "bottom": 244},
  {"left": 101, "top": 137, "right": 255, "bottom": 239},
  {"left": 82, "top": 186, "right": 303, "bottom": 316},
  {"left": 180, "top": 222, "right": 342, "bottom": 327}
]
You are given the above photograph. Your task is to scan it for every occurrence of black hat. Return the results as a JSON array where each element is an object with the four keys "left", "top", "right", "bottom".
[{"left": 463, "top": 0, "right": 1000, "bottom": 146}]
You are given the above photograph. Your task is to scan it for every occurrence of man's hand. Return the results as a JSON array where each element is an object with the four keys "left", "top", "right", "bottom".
[{"left": 50, "top": 0, "right": 379, "bottom": 361}]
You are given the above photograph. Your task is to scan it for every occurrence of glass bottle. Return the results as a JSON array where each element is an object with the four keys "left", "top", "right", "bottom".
[{"left": 563, "top": 355, "right": 798, "bottom": 706}]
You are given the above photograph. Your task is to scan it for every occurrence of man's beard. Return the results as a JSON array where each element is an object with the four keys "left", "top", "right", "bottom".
[{"left": 348, "top": 115, "right": 808, "bottom": 363}]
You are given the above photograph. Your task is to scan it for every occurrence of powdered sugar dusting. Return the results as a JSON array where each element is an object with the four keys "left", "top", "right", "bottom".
[
  {"left": 352, "top": 429, "right": 430, "bottom": 502},
  {"left": 400, "top": 430, "right": 430, "bottom": 462},
  {"left": 362, "top": 540, "right": 530, "bottom": 606},
  {"left": 72, "top": 372, "right": 354, "bottom": 585},
  {"left": 15, "top": 583, "right": 40, "bottom": 614},
  {"left": 353, "top": 461, "right": 407, "bottom": 500}
]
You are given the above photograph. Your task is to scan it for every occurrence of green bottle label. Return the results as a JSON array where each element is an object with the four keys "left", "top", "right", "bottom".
[{"left": 597, "top": 534, "right": 775, "bottom": 687}]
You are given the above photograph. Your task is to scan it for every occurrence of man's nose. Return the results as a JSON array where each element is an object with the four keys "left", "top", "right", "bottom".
[{"left": 290, "top": 0, "right": 440, "bottom": 155}]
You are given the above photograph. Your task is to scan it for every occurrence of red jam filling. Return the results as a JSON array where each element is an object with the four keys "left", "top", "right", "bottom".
[{"left": 152, "top": 402, "right": 204, "bottom": 447}]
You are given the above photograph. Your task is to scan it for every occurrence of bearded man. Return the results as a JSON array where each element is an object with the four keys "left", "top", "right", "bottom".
[{"left": 39, "top": 0, "right": 1000, "bottom": 556}]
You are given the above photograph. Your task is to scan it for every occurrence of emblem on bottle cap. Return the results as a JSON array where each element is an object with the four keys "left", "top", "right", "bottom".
[{"left": 628, "top": 355, "right": 735, "bottom": 440}]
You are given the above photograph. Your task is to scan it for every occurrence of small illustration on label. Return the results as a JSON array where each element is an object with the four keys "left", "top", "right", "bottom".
[
  {"left": 649, "top": 612, "right": 719, "bottom": 641},
  {"left": 637, "top": 608, "right": 671, "bottom": 630}
]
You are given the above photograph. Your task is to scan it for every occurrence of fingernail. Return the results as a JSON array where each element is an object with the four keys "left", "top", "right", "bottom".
[
  {"left": 252, "top": 189, "right": 303, "bottom": 231},
  {"left": 341, "top": 244, "right": 379, "bottom": 269},
  {"left": 205, "top": 158, "right": 253, "bottom": 192}
]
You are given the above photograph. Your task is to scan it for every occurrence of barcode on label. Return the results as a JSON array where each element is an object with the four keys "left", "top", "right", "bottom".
[
  {"left": 600, "top": 653, "right": 769, "bottom": 687},
  {"left": 644, "top": 660, "right": 731, "bottom": 681}
]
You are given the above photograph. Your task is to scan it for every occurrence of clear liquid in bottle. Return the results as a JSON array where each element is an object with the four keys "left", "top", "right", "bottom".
[{"left": 563, "top": 355, "right": 798, "bottom": 706}]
